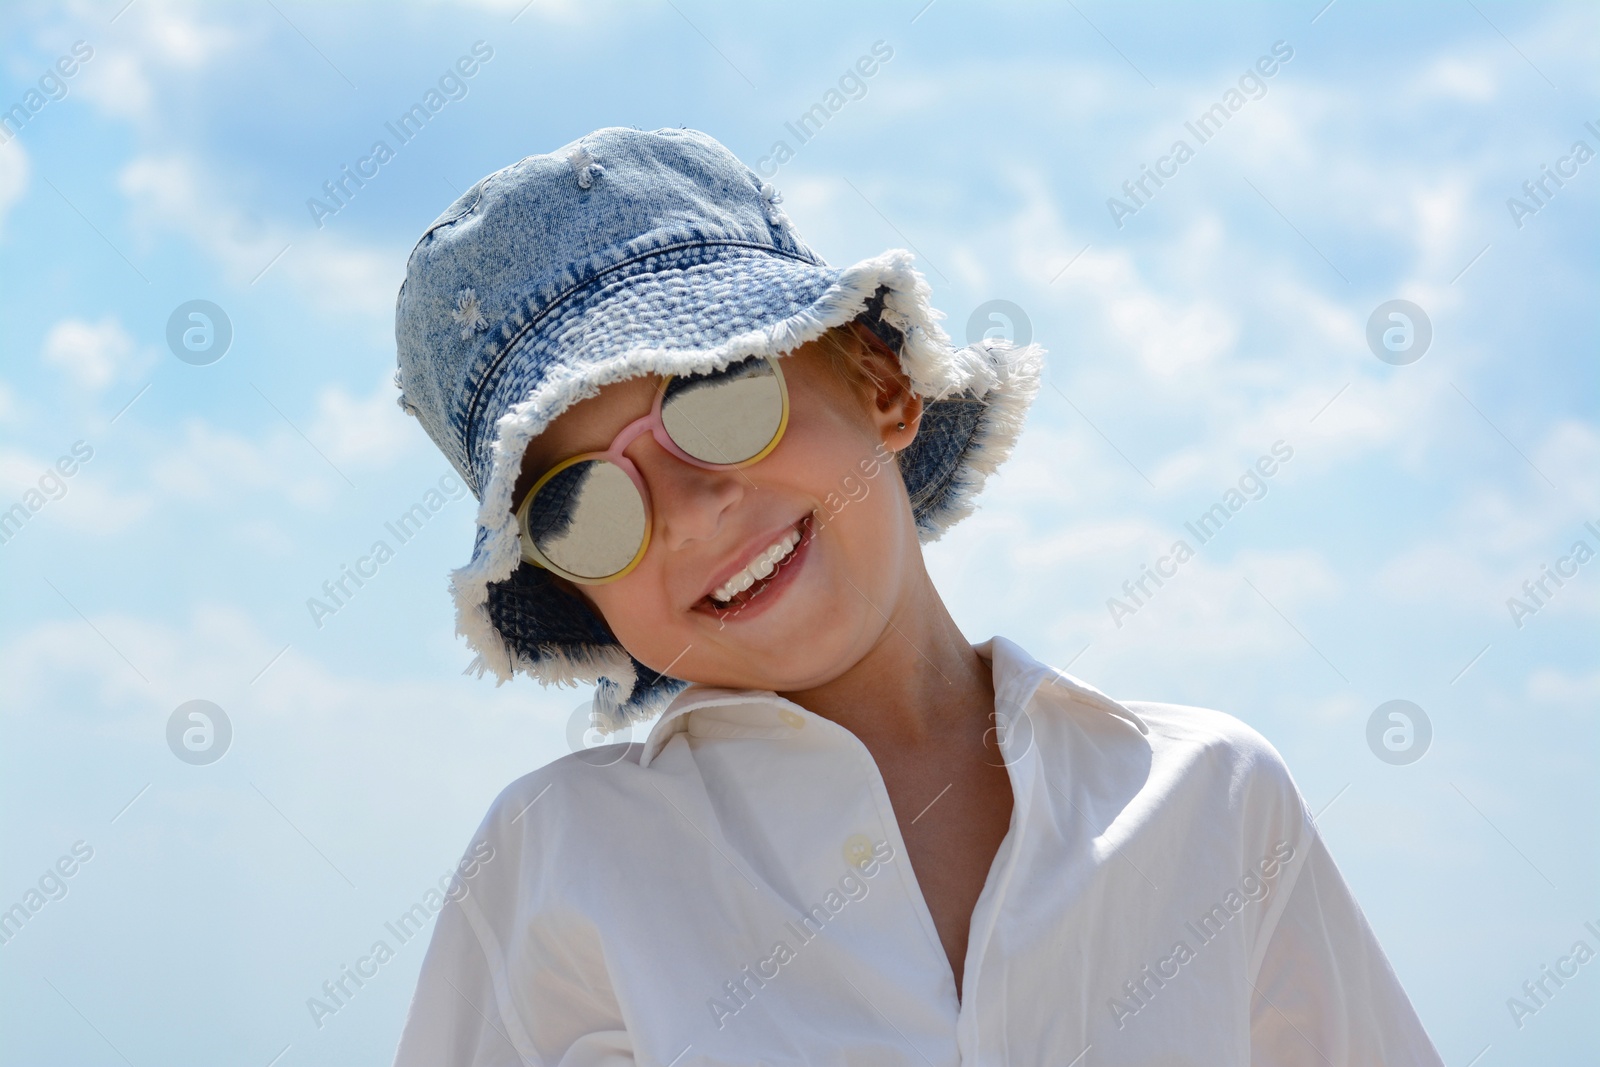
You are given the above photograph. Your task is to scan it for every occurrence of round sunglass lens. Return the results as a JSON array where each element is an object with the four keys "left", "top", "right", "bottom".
[
  {"left": 661, "top": 357, "right": 784, "bottom": 465},
  {"left": 525, "top": 459, "right": 646, "bottom": 579}
]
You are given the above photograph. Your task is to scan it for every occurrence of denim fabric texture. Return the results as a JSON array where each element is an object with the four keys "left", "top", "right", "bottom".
[{"left": 393, "top": 126, "right": 1044, "bottom": 732}]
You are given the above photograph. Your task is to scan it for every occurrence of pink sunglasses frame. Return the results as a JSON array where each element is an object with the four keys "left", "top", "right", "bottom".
[{"left": 514, "top": 356, "right": 791, "bottom": 585}]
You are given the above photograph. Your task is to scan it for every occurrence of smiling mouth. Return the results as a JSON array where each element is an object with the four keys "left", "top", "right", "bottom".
[{"left": 695, "top": 513, "right": 814, "bottom": 617}]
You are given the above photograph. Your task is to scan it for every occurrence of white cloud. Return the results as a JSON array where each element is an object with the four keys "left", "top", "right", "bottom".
[
  {"left": 139, "top": 2, "right": 239, "bottom": 65},
  {"left": 1374, "top": 542, "right": 1505, "bottom": 608},
  {"left": 1356, "top": 417, "right": 1600, "bottom": 615},
  {"left": 41, "top": 316, "right": 140, "bottom": 390},
  {"left": 70, "top": 0, "right": 241, "bottom": 123},
  {"left": 0, "top": 139, "right": 29, "bottom": 238},
  {"left": 308, "top": 372, "right": 424, "bottom": 471},
  {"left": 450, "top": 0, "right": 595, "bottom": 21},
  {"left": 146, "top": 417, "right": 344, "bottom": 509},
  {"left": 1, "top": 395, "right": 410, "bottom": 556},
  {"left": 73, "top": 50, "right": 153, "bottom": 121},
  {"left": 1526, "top": 665, "right": 1600, "bottom": 705},
  {"left": 1533, "top": 418, "right": 1600, "bottom": 512},
  {"left": 0, "top": 603, "right": 572, "bottom": 795},
  {"left": 1233, "top": 546, "right": 1343, "bottom": 603},
  {"left": 1047, "top": 545, "right": 1345, "bottom": 673},
  {"left": 0, "top": 446, "right": 70, "bottom": 497},
  {"left": 0, "top": 442, "right": 153, "bottom": 543},
  {"left": 118, "top": 152, "right": 402, "bottom": 321},
  {"left": 1094, "top": 273, "right": 1237, "bottom": 380},
  {"left": 1411, "top": 56, "right": 1499, "bottom": 103}
]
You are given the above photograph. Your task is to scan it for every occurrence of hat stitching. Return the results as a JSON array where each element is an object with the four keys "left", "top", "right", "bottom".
[
  {"left": 451, "top": 287, "right": 489, "bottom": 340},
  {"left": 567, "top": 145, "right": 605, "bottom": 189},
  {"left": 757, "top": 182, "right": 790, "bottom": 230},
  {"left": 413, "top": 182, "right": 487, "bottom": 247}
]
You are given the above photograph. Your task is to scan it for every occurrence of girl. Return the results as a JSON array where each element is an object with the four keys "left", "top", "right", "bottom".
[{"left": 389, "top": 126, "right": 1444, "bottom": 1065}]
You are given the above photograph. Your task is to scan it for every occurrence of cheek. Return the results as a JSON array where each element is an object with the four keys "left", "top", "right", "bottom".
[
  {"left": 768, "top": 411, "right": 906, "bottom": 544},
  {"left": 584, "top": 576, "right": 703, "bottom": 682},
  {"left": 814, "top": 464, "right": 903, "bottom": 560},
  {"left": 773, "top": 406, "right": 878, "bottom": 492},
  {"left": 587, "top": 573, "right": 676, "bottom": 653}
]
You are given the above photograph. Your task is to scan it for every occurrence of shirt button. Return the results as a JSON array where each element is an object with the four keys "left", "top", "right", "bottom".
[
  {"left": 779, "top": 709, "right": 805, "bottom": 729},
  {"left": 843, "top": 834, "right": 875, "bottom": 869}
]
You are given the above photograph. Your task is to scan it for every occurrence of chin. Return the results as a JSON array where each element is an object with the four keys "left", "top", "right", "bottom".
[{"left": 747, "top": 618, "right": 869, "bottom": 686}]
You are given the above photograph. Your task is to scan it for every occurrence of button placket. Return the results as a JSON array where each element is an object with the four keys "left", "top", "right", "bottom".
[{"left": 955, "top": 669, "right": 1048, "bottom": 1064}]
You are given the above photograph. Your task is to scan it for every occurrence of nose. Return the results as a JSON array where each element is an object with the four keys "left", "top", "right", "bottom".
[{"left": 625, "top": 433, "right": 745, "bottom": 552}]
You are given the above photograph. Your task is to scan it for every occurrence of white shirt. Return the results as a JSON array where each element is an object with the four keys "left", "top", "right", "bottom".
[{"left": 391, "top": 635, "right": 1444, "bottom": 1066}]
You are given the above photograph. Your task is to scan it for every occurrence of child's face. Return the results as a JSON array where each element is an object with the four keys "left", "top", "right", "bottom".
[{"left": 512, "top": 331, "right": 924, "bottom": 694}]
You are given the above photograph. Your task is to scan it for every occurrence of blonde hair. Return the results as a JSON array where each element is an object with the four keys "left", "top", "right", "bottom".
[
  {"left": 810, "top": 320, "right": 907, "bottom": 472},
  {"left": 813, "top": 320, "right": 897, "bottom": 393}
]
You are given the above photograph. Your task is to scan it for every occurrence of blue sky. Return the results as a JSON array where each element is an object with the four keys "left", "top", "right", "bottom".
[{"left": 1, "top": 0, "right": 1595, "bottom": 1063}]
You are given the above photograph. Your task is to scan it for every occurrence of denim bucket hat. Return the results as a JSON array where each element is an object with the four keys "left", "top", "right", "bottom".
[{"left": 394, "top": 126, "right": 1043, "bottom": 733}]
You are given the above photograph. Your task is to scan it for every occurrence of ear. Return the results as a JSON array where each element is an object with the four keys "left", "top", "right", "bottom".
[{"left": 847, "top": 321, "right": 923, "bottom": 454}]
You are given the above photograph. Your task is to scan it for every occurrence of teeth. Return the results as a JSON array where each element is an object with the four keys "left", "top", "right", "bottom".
[{"left": 711, "top": 526, "right": 802, "bottom": 604}]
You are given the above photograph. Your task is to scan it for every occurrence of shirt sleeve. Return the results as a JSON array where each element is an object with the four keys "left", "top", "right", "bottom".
[
  {"left": 1247, "top": 828, "right": 1445, "bottom": 1067},
  {"left": 389, "top": 765, "right": 641, "bottom": 1067},
  {"left": 389, "top": 878, "right": 639, "bottom": 1067},
  {"left": 389, "top": 891, "right": 528, "bottom": 1067}
]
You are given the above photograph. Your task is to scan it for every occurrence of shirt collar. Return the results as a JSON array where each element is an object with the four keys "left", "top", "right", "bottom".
[
  {"left": 636, "top": 634, "right": 1147, "bottom": 768},
  {"left": 981, "top": 634, "right": 1150, "bottom": 737}
]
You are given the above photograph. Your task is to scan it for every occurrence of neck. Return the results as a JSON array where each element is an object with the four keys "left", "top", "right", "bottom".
[{"left": 778, "top": 561, "right": 994, "bottom": 752}]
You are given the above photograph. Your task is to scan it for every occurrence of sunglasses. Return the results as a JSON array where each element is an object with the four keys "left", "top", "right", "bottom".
[{"left": 515, "top": 355, "right": 791, "bottom": 585}]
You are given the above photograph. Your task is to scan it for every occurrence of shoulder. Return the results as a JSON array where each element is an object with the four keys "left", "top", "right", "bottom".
[
  {"left": 398, "top": 749, "right": 650, "bottom": 1061},
  {"left": 1037, "top": 684, "right": 1311, "bottom": 848},
  {"left": 1128, "top": 699, "right": 1292, "bottom": 773},
  {"left": 1037, "top": 676, "right": 1300, "bottom": 795},
  {"left": 472, "top": 742, "right": 650, "bottom": 857},
  {"left": 1125, "top": 699, "right": 1311, "bottom": 840},
  {"left": 1132, "top": 699, "right": 1304, "bottom": 803},
  {"left": 437, "top": 742, "right": 658, "bottom": 933}
]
